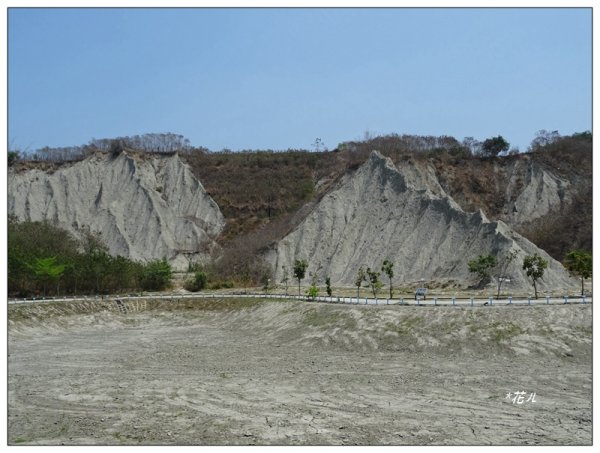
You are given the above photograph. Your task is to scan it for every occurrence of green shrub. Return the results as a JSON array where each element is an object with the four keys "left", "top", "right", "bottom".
[
  {"left": 138, "top": 259, "right": 172, "bottom": 291},
  {"left": 184, "top": 270, "right": 208, "bottom": 292},
  {"left": 307, "top": 285, "right": 319, "bottom": 300},
  {"left": 8, "top": 218, "right": 175, "bottom": 296}
]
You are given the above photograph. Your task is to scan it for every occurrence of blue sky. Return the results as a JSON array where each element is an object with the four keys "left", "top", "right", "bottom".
[{"left": 8, "top": 7, "right": 592, "bottom": 152}]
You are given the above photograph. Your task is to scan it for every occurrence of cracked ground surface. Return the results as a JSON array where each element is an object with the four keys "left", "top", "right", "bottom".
[{"left": 8, "top": 298, "right": 592, "bottom": 445}]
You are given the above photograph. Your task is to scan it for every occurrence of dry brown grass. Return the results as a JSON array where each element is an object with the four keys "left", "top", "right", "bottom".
[{"left": 181, "top": 149, "right": 362, "bottom": 244}]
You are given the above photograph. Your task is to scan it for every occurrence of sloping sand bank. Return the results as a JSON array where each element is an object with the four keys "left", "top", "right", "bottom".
[{"left": 8, "top": 298, "right": 591, "bottom": 445}]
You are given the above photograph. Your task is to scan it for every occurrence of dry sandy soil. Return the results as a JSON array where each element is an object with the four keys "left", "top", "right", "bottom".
[{"left": 8, "top": 297, "right": 592, "bottom": 446}]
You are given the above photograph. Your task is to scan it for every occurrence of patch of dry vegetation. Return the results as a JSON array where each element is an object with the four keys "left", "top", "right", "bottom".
[{"left": 182, "top": 149, "right": 353, "bottom": 242}]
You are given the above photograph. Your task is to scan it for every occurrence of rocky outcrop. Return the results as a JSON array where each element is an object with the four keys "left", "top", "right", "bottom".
[
  {"left": 8, "top": 152, "right": 225, "bottom": 270},
  {"left": 501, "top": 158, "right": 571, "bottom": 226},
  {"left": 267, "top": 151, "right": 578, "bottom": 292}
]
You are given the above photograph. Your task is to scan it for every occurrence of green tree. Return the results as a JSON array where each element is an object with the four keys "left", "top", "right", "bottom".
[
  {"left": 293, "top": 259, "right": 308, "bottom": 296},
  {"left": 381, "top": 259, "right": 394, "bottom": 298},
  {"left": 325, "top": 277, "right": 332, "bottom": 297},
  {"left": 496, "top": 250, "right": 519, "bottom": 298},
  {"left": 522, "top": 254, "right": 548, "bottom": 299},
  {"left": 355, "top": 266, "right": 367, "bottom": 299},
  {"left": 8, "top": 150, "right": 20, "bottom": 166},
  {"left": 480, "top": 135, "right": 509, "bottom": 158},
  {"left": 28, "top": 256, "right": 66, "bottom": 296},
  {"left": 105, "top": 255, "right": 136, "bottom": 293},
  {"left": 86, "top": 248, "right": 113, "bottom": 293},
  {"left": 185, "top": 270, "right": 208, "bottom": 292},
  {"left": 307, "top": 285, "right": 319, "bottom": 300},
  {"left": 366, "top": 267, "right": 383, "bottom": 299},
  {"left": 468, "top": 254, "right": 497, "bottom": 287},
  {"left": 564, "top": 250, "right": 592, "bottom": 296},
  {"left": 571, "top": 130, "right": 592, "bottom": 141},
  {"left": 306, "top": 272, "right": 319, "bottom": 300},
  {"left": 139, "top": 259, "right": 172, "bottom": 291}
]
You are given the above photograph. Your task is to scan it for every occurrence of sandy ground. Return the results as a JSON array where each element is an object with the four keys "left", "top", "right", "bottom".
[{"left": 8, "top": 297, "right": 592, "bottom": 446}]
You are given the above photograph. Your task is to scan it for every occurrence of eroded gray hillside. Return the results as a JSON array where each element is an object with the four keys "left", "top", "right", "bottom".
[
  {"left": 503, "top": 158, "right": 571, "bottom": 226},
  {"left": 8, "top": 152, "right": 225, "bottom": 270},
  {"left": 267, "top": 151, "right": 578, "bottom": 292}
]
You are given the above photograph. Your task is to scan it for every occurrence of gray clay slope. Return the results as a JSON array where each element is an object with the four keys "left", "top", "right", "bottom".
[
  {"left": 8, "top": 152, "right": 225, "bottom": 270},
  {"left": 267, "top": 151, "right": 578, "bottom": 292}
]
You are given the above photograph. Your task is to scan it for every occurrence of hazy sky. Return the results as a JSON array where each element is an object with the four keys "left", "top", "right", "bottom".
[{"left": 8, "top": 7, "right": 592, "bottom": 152}]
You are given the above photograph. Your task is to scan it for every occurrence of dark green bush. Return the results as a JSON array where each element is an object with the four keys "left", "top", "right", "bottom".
[
  {"left": 8, "top": 218, "right": 173, "bottom": 296},
  {"left": 184, "top": 270, "right": 208, "bottom": 292}
]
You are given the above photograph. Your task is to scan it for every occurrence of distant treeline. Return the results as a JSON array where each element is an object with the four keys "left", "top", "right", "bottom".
[
  {"left": 10, "top": 132, "right": 196, "bottom": 163},
  {"left": 337, "top": 129, "right": 591, "bottom": 160},
  {"left": 9, "top": 129, "right": 592, "bottom": 166},
  {"left": 8, "top": 217, "right": 172, "bottom": 297}
]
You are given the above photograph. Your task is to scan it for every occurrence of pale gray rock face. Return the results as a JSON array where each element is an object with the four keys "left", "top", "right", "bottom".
[
  {"left": 267, "top": 151, "right": 577, "bottom": 292},
  {"left": 8, "top": 152, "right": 225, "bottom": 270},
  {"left": 502, "top": 159, "right": 571, "bottom": 226}
]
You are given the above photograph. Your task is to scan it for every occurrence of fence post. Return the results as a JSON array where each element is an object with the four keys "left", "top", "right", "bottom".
[
  {"left": 401, "top": 297, "right": 404, "bottom": 305},
  {"left": 452, "top": 297, "right": 455, "bottom": 306},
  {"left": 434, "top": 297, "right": 437, "bottom": 306},
  {"left": 528, "top": 296, "right": 531, "bottom": 305},
  {"left": 470, "top": 297, "right": 473, "bottom": 307}
]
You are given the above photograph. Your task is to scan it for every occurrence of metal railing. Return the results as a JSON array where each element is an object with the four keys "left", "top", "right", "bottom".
[{"left": 8, "top": 292, "right": 592, "bottom": 307}]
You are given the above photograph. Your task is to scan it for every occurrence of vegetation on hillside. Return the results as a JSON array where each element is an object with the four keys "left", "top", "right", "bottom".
[
  {"left": 516, "top": 132, "right": 592, "bottom": 259},
  {"left": 8, "top": 217, "right": 172, "bottom": 297},
  {"left": 183, "top": 150, "right": 332, "bottom": 241}
]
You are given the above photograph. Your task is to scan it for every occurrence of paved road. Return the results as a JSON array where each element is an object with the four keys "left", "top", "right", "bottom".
[{"left": 7, "top": 292, "right": 592, "bottom": 307}]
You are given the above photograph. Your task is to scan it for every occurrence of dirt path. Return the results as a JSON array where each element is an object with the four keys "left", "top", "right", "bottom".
[{"left": 8, "top": 299, "right": 592, "bottom": 445}]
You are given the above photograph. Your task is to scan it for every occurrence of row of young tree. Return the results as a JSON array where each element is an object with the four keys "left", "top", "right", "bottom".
[
  {"left": 283, "top": 259, "right": 396, "bottom": 300},
  {"left": 8, "top": 218, "right": 173, "bottom": 297},
  {"left": 467, "top": 249, "right": 592, "bottom": 298},
  {"left": 285, "top": 249, "right": 592, "bottom": 301}
]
